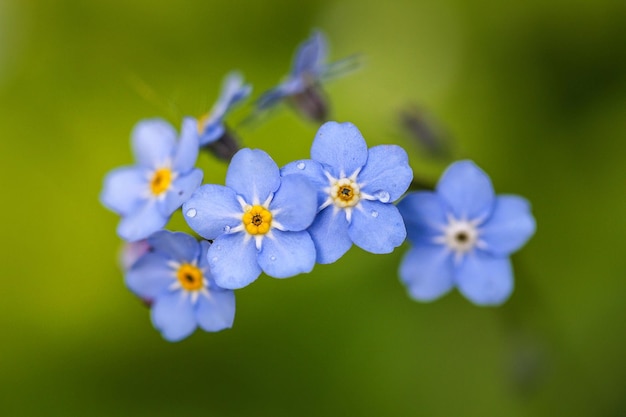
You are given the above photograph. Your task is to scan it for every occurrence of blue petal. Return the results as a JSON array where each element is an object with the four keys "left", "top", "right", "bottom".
[
  {"left": 226, "top": 149, "right": 280, "bottom": 204},
  {"left": 161, "top": 168, "right": 203, "bottom": 216},
  {"left": 311, "top": 122, "right": 368, "bottom": 177},
  {"left": 456, "top": 253, "right": 514, "bottom": 306},
  {"left": 399, "top": 245, "right": 454, "bottom": 302},
  {"left": 436, "top": 160, "right": 495, "bottom": 220},
  {"left": 256, "top": 86, "right": 289, "bottom": 110},
  {"left": 199, "top": 123, "right": 224, "bottom": 146},
  {"left": 131, "top": 119, "right": 177, "bottom": 168},
  {"left": 348, "top": 200, "right": 406, "bottom": 254},
  {"left": 117, "top": 200, "right": 168, "bottom": 242},
  {"left": 195, "top": 289, "right": 236, "bottom": 332},
  {"left": 197, "top": 240, "right": 212, "bottom": 269},
  {"left": 208, "top": 233, "right": 261, "bottom": 289},
  {"left": 270, "top": 175, "right": 318, "bottom": 231},
  {"left": 281, "top": 159, "right": 328, "bottom": 206},
  {"left": 125, "top": 252, "right": 174, "bottom": 300},
  {"left": 358, "top": 145, "right": 413, "bottom": 202},
  {"left": 211, "top": 71, "right": 252, "bottom": 119},
  {"left": 258, "top": 230, "right": 316, "bottom": 278},
  {"left": 307, "top": 206, "right": 352, "bottom": 264},
  {"left": 480, "top": 195, "right": 536, "bottom": 256},
  {"left": 100, "top": 167, "right": 146, "bottom": 215},
  {"left": 292, "top": 30, "right": 327, "bottom": 76},
  {"left": 148, "top": 230, "right": 200, "bottom": 263},
  {"left": 151, "top": 290, "right": 196, "bottom": 342},
  {"left": 172, "top": 117, "right": 199, "bottom": 173},
  {"left": 183, "top": 184, "right": 242, "bottom": 240},
  {"left": 397, "top": 192, "right": 447, "bottom": 245}
]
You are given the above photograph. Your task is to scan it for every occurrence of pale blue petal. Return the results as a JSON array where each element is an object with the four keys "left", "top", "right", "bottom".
[
  {"left": 280, "top": 159, "right": 328, "bottom": 206},
  {"left": 270, "top": 175, "right": 318, "bottom": 231},
  {"left": 256, "top": 86, "right": 289, "bottom": 110},
  {"left": 172, "top": 117, "right": 199, "bottom": 173},
  {"left": 348, "top": 200, "right": 406, "bottom": 254},
  {"left": 208, "top": 233, "right": 261, "bottom": 289},
  {"left": 199, "top": 123, "right": 224, "bottom": 146},
  {"left": 211, "top": 71, "right": 251, "bottom": 118},
  {"left": 226, "top": 149, "right": 280, "bottom": 203},
  {"left": 358, "top": 145, "right": 413, "bottom": 202},
  {"left": 100, "top": 167, "right": 146, "bottom": 215},
  {"left": 197, "top": 240, "right": 212, "bottom": 270},
  {"left": 196, "top": 290, "right": 236, "bottom": 332},
  {"left": 148, "top": 230, "right": 200, "bottom": 263},
  {"left": 161, "top": 168, "right": 203, "bottom": 216},
  {"left": 311, "top": 122, "right": 368, "bottom": 177},
  {"left": 308, "top": 206, "right": 352, "bottom": 264},
  {"left": 183, "top": 184, "right": 242, "bottom": 240},
  {"left": 117, "top": 200, "right": 168, "bottom": 242},
  {"left": 399, "top": 245, "right": 454, "bottom": 302},
  {"left": 131, "top": 119, "right": 177, "bottom": 168},
  {"left": 125, "top": 252, "right": 174, "bottom": 300},
  {"left": 258, "top": 230, "right": 316, "bottom": 278},
  {"left": 436, "top": 160, "right": 495, "bottom": 220},
  {"left": 480, "top": 195, "right": 536, "bottom": 256},
  {"left": 456, "top": 253, "right": 514, "bottom": 306},
  {"left": 397, "top": 192, "right": 447, "bottom": 245},
  {"left": 151, "top": 291, "right": 196, "bottom": 342},
  {"left": 292, "top": 30, "right": 327, "bottom": 76}
]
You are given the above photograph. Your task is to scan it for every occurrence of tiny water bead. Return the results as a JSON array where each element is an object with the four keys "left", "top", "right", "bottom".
[
  {"left": 150, "top": 168, "right": 173, "bottom": 195},
  {"left": 374, "top": 190, "right": 390, "bottom": 203},
  {"left": 297, "top": 162, "right": 306, "bottom": 170},
  {"left": 242, "top": 205, "right": 272, "bottom": 235},
  {"left": 186, "top": 208, "right": 197, "bottom": 218},
  {"left": 371, "top": 210, "right": 379, "bottom": 218},
  {"left": 176, "top": 263, "right": 205, "bottom": 291},
  {"left": 331, "top": 178, "right": 360, "bottom": 208}
]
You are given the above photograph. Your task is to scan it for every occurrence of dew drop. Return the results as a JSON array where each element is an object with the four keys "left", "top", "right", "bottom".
[
  {"left": 375, "top": 191, "right": 390, "bottom": 203},
  {"left": 186, "top": 208, "right": 197, "bottom": 218},
  {"left": 223, "top": 225, "right": 231, "bottom": 233},
  {"left": 215, "top": 245, "right": 221, "bottom": 251},
  {"left": 297, "top": 162, "right": 306, "bottom": 170},
  {"left": 270, "top": 255, "right": 277, "bottom": 261},
  {"left": 211, "top": 257, "right": 218, "bottom": 263},
  {"left": 371, "top": 210, "right": 379, "bottom": 218}
]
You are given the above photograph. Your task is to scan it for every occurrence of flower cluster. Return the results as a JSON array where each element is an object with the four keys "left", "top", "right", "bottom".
[{"left": 101, "top": 30, "right": 535, "bottom": 342}]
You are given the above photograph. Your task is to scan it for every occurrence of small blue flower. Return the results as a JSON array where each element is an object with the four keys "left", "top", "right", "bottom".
[
  {"left": 282, "top": 121, "right": 413, "bottom": 264},
  {"left": 126, "top": 230, "right": 236, "bottom": 342},
  {"left": 194, "top": 71, "right": 251, "bottom": 146},
  {"left": 256, "top": 30, "right": 358, "bottom": 122},
  {"left": 398, "top": 160, "right": 536, "bottom": 306},
  {"left": 183, "top": 148, "right": 318, "bottom": 289},
  {"left": 100, "top": 118, "right": 203, "bottom": 242}
]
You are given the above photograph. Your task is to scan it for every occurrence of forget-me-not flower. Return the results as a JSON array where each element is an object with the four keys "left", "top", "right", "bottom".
[
  {"left": 183, "top": 148, "right": 318, "bottom": 289},
  {"left": 256, "top": 30, "right": 358, "bottom": 122},
  {"left": 398, "top": 160, "right": 536, "bottom": 306},
  {"left": 125, "top": 230, "right": 236, "bottom": 342},
  {"left": 101, "top": 118, "right": 203, "bottom": 242},
  {"left": 194, "top": 71, "right": 251, "bottom": 147},
  {"left": 282, "top": 121, "right": 413, "bottom": 264}
]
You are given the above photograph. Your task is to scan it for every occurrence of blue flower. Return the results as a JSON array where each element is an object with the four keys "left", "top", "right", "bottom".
[
  {"left": 282, "top": 121, "right": 413, "bottom": 264},
  {"left": 182, "top": 148, "right": 318, "bottom": 289},
  {"left": 256, "top": 30, "right": 359, "bottom": 122},
  {"left": 194, "top": 71, "right": 251, "bottom": 146},
  {"left": 125, "top": 230, "right": 236, "bottom": 342},
  {"left": 100, "top": 118, "right": 203, "bottom": 242},
  {"left": 398, "top": 160, "right": 536, "bottom": 306}
]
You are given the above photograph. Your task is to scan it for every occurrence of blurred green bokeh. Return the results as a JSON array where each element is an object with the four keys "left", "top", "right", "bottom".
[{"left": 1, "top": 0, "right": 625, "bottom": 416}]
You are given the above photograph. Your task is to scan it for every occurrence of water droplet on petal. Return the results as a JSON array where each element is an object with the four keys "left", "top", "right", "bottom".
[
  {"left": 371, "top": 210, "right": 379, "bottom": 218},
  {"left": 297, "top": 162, "right": 306, "bottom": 170},
  {"left": 215, "top": 245, "right": 221, "bottom": 251},
  {"left": 270, "top": 255, "right": 276, "bottom": 261},
  {"left": 375, "top": 191, "right": 390, "bottom": 203},
  {"left": 223, "top": 225, "right": 231, "bottom": 233},
  {"left": 211, "top": 257, "right": 218, "bottom": 263},
  {"left": 186, "top": 208, "right": 197, "bottom": 218}
]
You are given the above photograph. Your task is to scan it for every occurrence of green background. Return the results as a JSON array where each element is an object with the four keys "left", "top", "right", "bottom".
[{"left": 1, "top": 0, "right": 625, "bottom": 416}]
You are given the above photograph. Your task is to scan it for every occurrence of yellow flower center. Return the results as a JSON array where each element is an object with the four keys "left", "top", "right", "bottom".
[
  {"left": 197, "top": 112, "right": 210, "bottom": 134},
  {"left": 331, "top": 178, "right": 360, "bottom": 208},
  {"left": 150, "top": 168, "right": 172, "bottom": 195},
  {"left": 242, "top": 205, "right": 272, "bottom": 235},
  {"left": 176, "top": 263, "right": 204, "bottom": 291}
]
